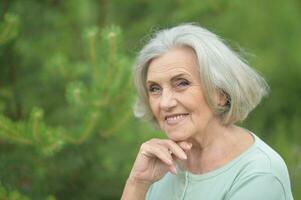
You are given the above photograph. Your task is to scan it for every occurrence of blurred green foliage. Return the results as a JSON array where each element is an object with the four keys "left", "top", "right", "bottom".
[{"left": 0, "top": 0, "right": 300, "bottom": 199}]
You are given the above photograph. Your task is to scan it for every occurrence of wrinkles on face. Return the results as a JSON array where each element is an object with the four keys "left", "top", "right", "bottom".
[
  {"left": 147, "top": 48, "right": 200, "bottom": 83},
  {"left": 147, "top": 67, "right": 192, "bottom": 83},
  {"left": 146, "top": 46, "right": 215, "bottom": 143},
  {"left": 147, "top": 66, "right": 202, "bottom": 89}
]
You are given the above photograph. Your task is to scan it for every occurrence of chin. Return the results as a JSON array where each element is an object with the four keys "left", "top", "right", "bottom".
[
  {"left": 165, "top": 129, "right": 191, "bottom": 142},
  {"left": 159, "top": 121, "right": 194, "bottom": 141}
]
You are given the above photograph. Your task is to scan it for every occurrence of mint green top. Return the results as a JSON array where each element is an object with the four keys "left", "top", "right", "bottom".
[{"left": 146, "top": 132, "right": 294, "bottom": 200}]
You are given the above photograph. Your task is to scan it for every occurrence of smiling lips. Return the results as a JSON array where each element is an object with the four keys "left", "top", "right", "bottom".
[{"left": 165, "top": 113, "right": 189, "bottom": 125}]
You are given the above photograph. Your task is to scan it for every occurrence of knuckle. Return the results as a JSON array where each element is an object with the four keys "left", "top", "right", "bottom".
[
  {"left": 164, "top": 140, "right": 176, "bottom": 149},
  {"left": 140, "top": 142, "right": 148, "bottom": 151},
  {"left": 140, "top": 139, "right": 158, "bottom": 152},
  {"left": 149, "top": 138, "right": 159, "bottom": 143},
  {"left": 165, "top": 139, "right": 174, "bottom": 146}
]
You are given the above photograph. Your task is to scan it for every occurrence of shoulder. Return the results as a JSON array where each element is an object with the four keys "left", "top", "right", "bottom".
[
  {"left": 238, "top": 133, "right": 290, "bottom": 179},
  {"left": 225, "top": 172, "right": 288, "bottom": 200},
  {"left": 227, "top": 132, "right": 293, "bottom": 199}
]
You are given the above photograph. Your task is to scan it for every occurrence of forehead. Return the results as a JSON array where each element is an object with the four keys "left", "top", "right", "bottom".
[{"left": 146, "top": 47, "right": 200, "bottom": 81}]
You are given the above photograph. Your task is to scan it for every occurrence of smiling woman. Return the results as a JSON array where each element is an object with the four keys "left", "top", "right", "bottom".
[
  {"left": 147, "top": 47, "right": 215, "bottom": 142},
  {"left": 121, "top": 24, "right": 294, "bottom": 200}
]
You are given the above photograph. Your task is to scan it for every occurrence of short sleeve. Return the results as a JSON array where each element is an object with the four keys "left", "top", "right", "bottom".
[{"left": 225, "top": 173, "right": 287, "bottom": 200}]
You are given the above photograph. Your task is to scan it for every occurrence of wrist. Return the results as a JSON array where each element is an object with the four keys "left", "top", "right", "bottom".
[
  {"left": 126, "top": 177, "right": 152, "bottom": 189},
  {"left": 121, "top": 177, "right": 151, "bottom": 200}
]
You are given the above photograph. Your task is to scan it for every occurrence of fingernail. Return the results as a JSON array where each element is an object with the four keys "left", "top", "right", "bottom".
[
  {"left": 182, "top": 153, "right": 187, "bottom": 160},
  {"left": 172, "top": 166, "right": 177, "bottom": 175}
]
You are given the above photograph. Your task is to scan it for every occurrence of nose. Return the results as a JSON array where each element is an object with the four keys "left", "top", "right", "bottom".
[{"left": 159, "top": 89, "right": 177, "bottom": 111}]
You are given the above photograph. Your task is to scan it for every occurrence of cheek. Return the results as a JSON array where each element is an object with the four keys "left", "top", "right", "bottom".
[
  {"left": 186, "top": 92, "right": 211, "bottom": 115},
  {"left": 181, "top": 92, "right": 202, "bottom": 110}
]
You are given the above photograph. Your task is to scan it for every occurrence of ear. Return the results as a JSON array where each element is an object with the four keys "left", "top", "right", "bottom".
[{"left": 217, "top": 89, "right": 228, "bottom": 107}]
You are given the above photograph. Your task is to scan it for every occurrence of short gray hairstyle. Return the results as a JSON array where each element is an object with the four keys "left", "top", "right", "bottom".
[{"left": 133, "top": 23, "right": 269, "bottom": 126}]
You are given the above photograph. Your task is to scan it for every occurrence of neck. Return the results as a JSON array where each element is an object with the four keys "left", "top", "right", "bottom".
[{"left": 178, "top": 121, "right": 250, "bottom": 174}]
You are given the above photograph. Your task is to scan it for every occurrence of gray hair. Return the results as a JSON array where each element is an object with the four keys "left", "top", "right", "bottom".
[{"left": 133, "top": 23, "right": 269, "bottom": 125}]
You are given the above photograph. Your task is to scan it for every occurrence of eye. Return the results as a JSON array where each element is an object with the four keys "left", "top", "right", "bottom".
[
  {"left": 175, "top": 79, "right": 190, "bottom": 88},
  {"left": 148, "top": 85, "right": 161, "bottom": 95}
]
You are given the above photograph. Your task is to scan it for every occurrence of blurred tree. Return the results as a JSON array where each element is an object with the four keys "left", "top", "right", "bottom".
[
  {"left": 0, "top": 0, "right": 300, "bottom": 199},
  {"left": 0, "top": 2, "right": 144, "bottom": 198}
]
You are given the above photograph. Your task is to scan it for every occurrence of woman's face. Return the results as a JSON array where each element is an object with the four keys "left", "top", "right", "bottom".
[{"left": 146, "top": 46, "right": 217, "bottom": 141}]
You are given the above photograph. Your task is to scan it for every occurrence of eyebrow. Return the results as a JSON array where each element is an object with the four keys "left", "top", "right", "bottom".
[{"left": 146, "top": 73, "right": 190, "bottom": 84}]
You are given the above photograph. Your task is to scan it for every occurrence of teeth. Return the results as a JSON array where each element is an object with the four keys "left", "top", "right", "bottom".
[
  {"left": 166, "top": 114, "right": 187, "bottom": 121},
  {"left": 165, "top": 114, "right": 188, "bottom": 125}
]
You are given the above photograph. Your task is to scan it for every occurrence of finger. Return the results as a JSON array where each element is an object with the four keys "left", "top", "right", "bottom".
[
  {"left": 141, "top": 144, "right": 173, "bottom": 166},
  {"left": 168, "top": 164, "right": 177, "bottom": 175},
  {"left": 162, "top": 140, "right": 187, "bottom": 160},
  {"left": 177, "top": 141, "right": 193, "bottom": 151}
]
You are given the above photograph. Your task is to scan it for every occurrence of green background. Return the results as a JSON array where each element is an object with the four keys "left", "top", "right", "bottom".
[{"left": 0, "top": 0, "right": 300, "bottom": 199}]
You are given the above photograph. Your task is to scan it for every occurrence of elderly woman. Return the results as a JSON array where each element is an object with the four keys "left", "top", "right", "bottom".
[{"left": 121, "top": 24, "right": 293, "bottom": 200}]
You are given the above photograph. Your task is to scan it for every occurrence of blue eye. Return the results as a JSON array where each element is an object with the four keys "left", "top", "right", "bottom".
[{"left": 149, "top": 86, "right": 161, "bottom": 94}]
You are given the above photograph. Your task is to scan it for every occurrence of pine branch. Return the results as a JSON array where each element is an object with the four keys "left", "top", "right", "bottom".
[
  {"left": 0, "top": 25, "right": 134, "bottom": 156},
  {"left": 0, "top": 13, "right": 19, "bottom": 45}
]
